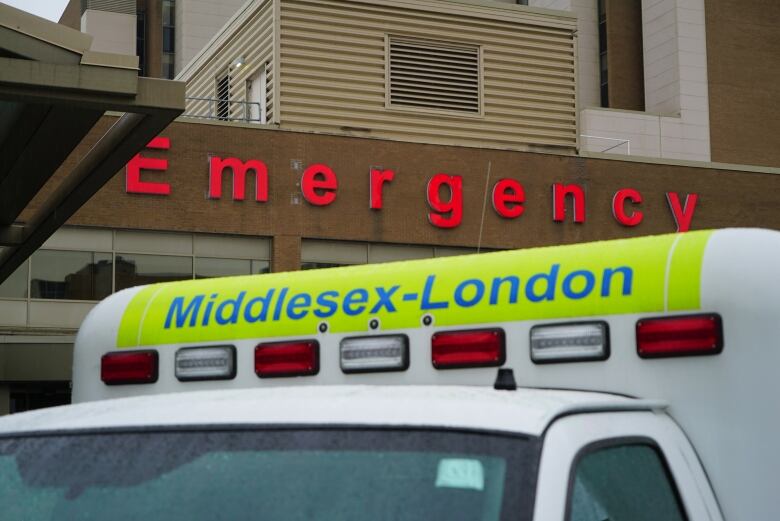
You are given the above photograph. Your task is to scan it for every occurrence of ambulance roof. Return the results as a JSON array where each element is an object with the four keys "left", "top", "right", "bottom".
[{"left": 0, "top": 386, "right": 658, "bottom": 437}]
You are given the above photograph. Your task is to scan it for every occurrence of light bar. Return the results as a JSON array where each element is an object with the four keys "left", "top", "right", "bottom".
[
  {"left": 340, "top": 335, "right": 409, "bottom": 373},
  {"left": 101, "top": 351, "right": 158, "bottom": 385},
  {"left": 637, "top": 314, "right": 723, "bottom": 358},
  {"left": 175, "top": 345, "right": 236, "bottom": 381},
  {"left": 432, "top": 328, "right": 505, "bottom": 369},
  {"left": 255, "top": 340, "right": 319, "bottom": 378},
  {"left": 530, "top": 322, "right": 609, "bottom": 364}
]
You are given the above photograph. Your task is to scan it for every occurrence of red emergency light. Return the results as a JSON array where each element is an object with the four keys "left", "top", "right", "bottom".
[
  {"left": 432, "top": 328, "right": 505, "bottom": 369},
  {"left": 255, "top": 340, "right": 319, "bottom": 378},
  {"left": 636, "top": 314, "right": 723, "bottom": 358},
  {"left": 101, "top": 351, "right": 158, "bottom": 385}
]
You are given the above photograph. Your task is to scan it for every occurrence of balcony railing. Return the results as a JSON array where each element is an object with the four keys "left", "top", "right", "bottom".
[{"left": 182, "top": 97, "right": 263, "bottom": 123}]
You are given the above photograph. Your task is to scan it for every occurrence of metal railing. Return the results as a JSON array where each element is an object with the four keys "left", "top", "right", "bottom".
[
  {"left": 182, "top": 97, "right": 264, "bottom": 123},
  {"left": 580, "top": 134, "right": 631, "bottom": 155}
]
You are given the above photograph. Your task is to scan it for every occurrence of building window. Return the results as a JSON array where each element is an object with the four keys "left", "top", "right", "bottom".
[
  {"left": 162, "top": 0, "right": 175, "bottom": 78},
  {"left": 194, "top": 257, "right": 251, "bottom": 279},
  {"left": 136, "top": 9, "right": 146, "bottom": 77},
  {"left": 301, "top": 262, "right": 344, "bottom": 271},
  {"left": 252, "top": 260, "right": 270, "bottom": 274},
  {"left": 516, "top": 0, "right": 529, "bottom": 5},
  {"left": 115, "top": 254, "right": 192, "bottom": 291},
  {"left": 0, "top": 257, "right": 28, "bottom": 299},
  {"left": 387, "top": 36, "right": 481, "bottom": 115},
  {"left": 30, "top": 250, "right": 112, "bottom": 301},
  {"left": 216, "top": 71, "right": 231, "bottom": 120},
  {"left": 598, "top": 0, "right": 608, "bottom": 107}
]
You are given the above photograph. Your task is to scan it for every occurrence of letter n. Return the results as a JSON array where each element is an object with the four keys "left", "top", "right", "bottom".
[{"left": 552, "top": 183, "right": 586, "bottom": 223}]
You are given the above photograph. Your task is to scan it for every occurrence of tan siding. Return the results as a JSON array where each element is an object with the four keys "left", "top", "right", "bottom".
[
  {"left": 279, "top": 0, "right": 576, "bottom": 149},
  {"left": 182, "top": 0, "right": 276, "bottom": 122}
]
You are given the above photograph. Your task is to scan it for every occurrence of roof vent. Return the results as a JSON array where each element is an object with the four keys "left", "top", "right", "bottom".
[{"left": 387, "top": 36, "right": 481, "bottom": 115}]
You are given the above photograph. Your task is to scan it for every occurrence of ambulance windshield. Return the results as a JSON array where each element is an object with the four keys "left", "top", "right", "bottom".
[{"left": 0, "top": 427, "right": 539, "bottom": 521}]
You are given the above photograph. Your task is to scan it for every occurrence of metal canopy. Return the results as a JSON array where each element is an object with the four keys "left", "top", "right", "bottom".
[{"left": 0, "top": 2, "right": 184, "bottom": 284}]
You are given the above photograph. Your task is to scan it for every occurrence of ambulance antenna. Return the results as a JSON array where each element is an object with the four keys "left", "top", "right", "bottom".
[
  {"left": 494, "top": 368, "right": 517, "bottom": 391},
  {"left": 477, "top": 161, "right": 492, "bottom": 254}
]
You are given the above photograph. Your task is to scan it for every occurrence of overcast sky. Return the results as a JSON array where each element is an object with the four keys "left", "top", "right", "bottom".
[{"left": 4, "top": 0, "right": 70, "bottom": 22}]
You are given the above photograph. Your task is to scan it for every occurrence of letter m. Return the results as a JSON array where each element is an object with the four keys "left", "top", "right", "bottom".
[
  {"left": 164, "top": 295, "right": 205, "bottom": 328},
  {"left": 209, "top": 156, "right": 268, "bottom": 202}
]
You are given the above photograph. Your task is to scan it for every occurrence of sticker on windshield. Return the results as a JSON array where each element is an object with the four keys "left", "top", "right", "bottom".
[{"left": 435, "top": 458, "right": 485, "bottom": 491}]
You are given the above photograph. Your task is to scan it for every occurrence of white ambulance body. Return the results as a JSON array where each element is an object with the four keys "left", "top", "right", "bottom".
[{"left": 0, "top": 228, "right": 777, "bottom": 520}]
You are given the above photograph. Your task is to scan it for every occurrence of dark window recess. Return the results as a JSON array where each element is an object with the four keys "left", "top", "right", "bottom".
[
  {"left": 516, "top": 0, "right": 529, "bottom": 4},
  {"left": 598, "top": 0, "right": 608, "bottom": 108},
  {"left": 162, "top": 0, "right": 175, "bottom": 77},
  {"left": 216, "top": 73, "right": 231, "bottom": 120},
  {"left": 301, "top": 262, "right": 345, "bottom": 270},
  {"left": 136, "top": 10, "right": 146, "bottom": 77},
  {"left": 9, "top": 382, "right": 71, "bottom": 414},
  {"left": 569, "top": 444, "right": 688, "bottom": 521}
]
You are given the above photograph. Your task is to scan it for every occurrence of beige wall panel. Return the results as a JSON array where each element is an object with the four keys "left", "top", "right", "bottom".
[
  {"left": 114, "top": 230, "right": 193, "bottom": 255},
  {"left": 302, "top": 240, "right": 368, "bottom": 264},
  {"left": 0, "top": 300, "right": 27, "bottom": 327},
  {"left": 42, "top": 226, "right": 113, "bottom": 252},
  {"left": 193, "top": 235, "right": 271, "bottom": 259},
  {"left": 368, "top": 244, "right": 433, "bottom": 263},
  {"left": 182, "top": 0, "right": 276, "bottom": 122},
  {"left": 278, "top": 0, "right": 576, "bottom": 150},
  {"left": 28, "top": 302, "right": 95, "bottom": 329}
]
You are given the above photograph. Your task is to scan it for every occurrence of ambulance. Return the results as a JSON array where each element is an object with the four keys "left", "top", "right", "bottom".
[{"left": 0, "top": 228, "right": 777, "bottom": 520}]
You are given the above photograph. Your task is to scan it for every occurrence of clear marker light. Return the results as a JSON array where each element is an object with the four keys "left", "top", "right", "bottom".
[
  {"left": 175, "top": 345, "right": 236, "bottom": 381},
  {"left": 530, "top": 322, "right": 609, "bottom": 363},
  {"left": 340, "top": 335, "right": 409, "bottom": 373}
]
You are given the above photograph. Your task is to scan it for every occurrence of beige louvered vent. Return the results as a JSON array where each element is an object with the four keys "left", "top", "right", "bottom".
[{"left": 388, "top": 36, "right": 481, "bottom": 115}]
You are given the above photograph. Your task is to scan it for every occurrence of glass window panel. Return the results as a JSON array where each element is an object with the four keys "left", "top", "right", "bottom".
[
  {"left": 569, "top": 444, "right": 687, "bottom": 521},
  {"left": 163, "top": 27, "right": 175, "bottom": 53},
  {"left": 94, "top": 253, "right": 113, "bottom": 299},
  {"left": 251, "top": 260, "right": 270, "bottom": 274},
  {"left": 162, "top": 53, "right": 175, "bottom": 79},
  {"left": 194, "top": 258, "right": 250, "bottom": 279},
  {"left": 0, "top": 258, "right": 28, "bottom": 299},
  {"left": 162, "top": 0, "right": 175, "bottom": 26},
  {"left": 115, "top": 254, "right": 192, "bottom": 291},
  {"left": 30, "top": 250, "right": 109, "bottom": 301}
]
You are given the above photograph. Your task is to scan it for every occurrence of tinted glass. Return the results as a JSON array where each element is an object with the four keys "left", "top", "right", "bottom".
[
  {"left": 301, "top": 262, "right": 344, "bottom": 270},
  {"left": 0, "top": 428, "right": 540, "bottom": 521},
  {"left": 194, "top": 257, "right": 250, "bottom": 279},
  {"left": 0, "top": 258, "right": 27, "bottom": 298},
  {"left": 30, "top": 250, "right": 112, "bottom": 300},
  {"left": 162, "top": 53, "right": 175, "bottom": 80},
  {"left": 569, "top": 444, "right": 687, "bottom": 521},
  {"left": 162, "top": 0, "right": 175, "bottom": 26},
  {"left": 251, "top": 259, "right": 270, "bottom": 274},
  {"left": 115, "top": 254, "right": 191, "bottom": 290}
]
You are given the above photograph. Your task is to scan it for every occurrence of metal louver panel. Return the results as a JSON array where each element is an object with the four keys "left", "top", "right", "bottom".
[{"left": 388, "top": 37, "right": 481, "bottom": 114}]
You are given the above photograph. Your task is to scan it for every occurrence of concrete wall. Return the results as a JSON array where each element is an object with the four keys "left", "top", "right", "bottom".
[
  {"left": 580, "top": 0, "right": 711, "bottom": 162},
  {"left": 81, "top": 9, "right": 136, "bottom": 55}
]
